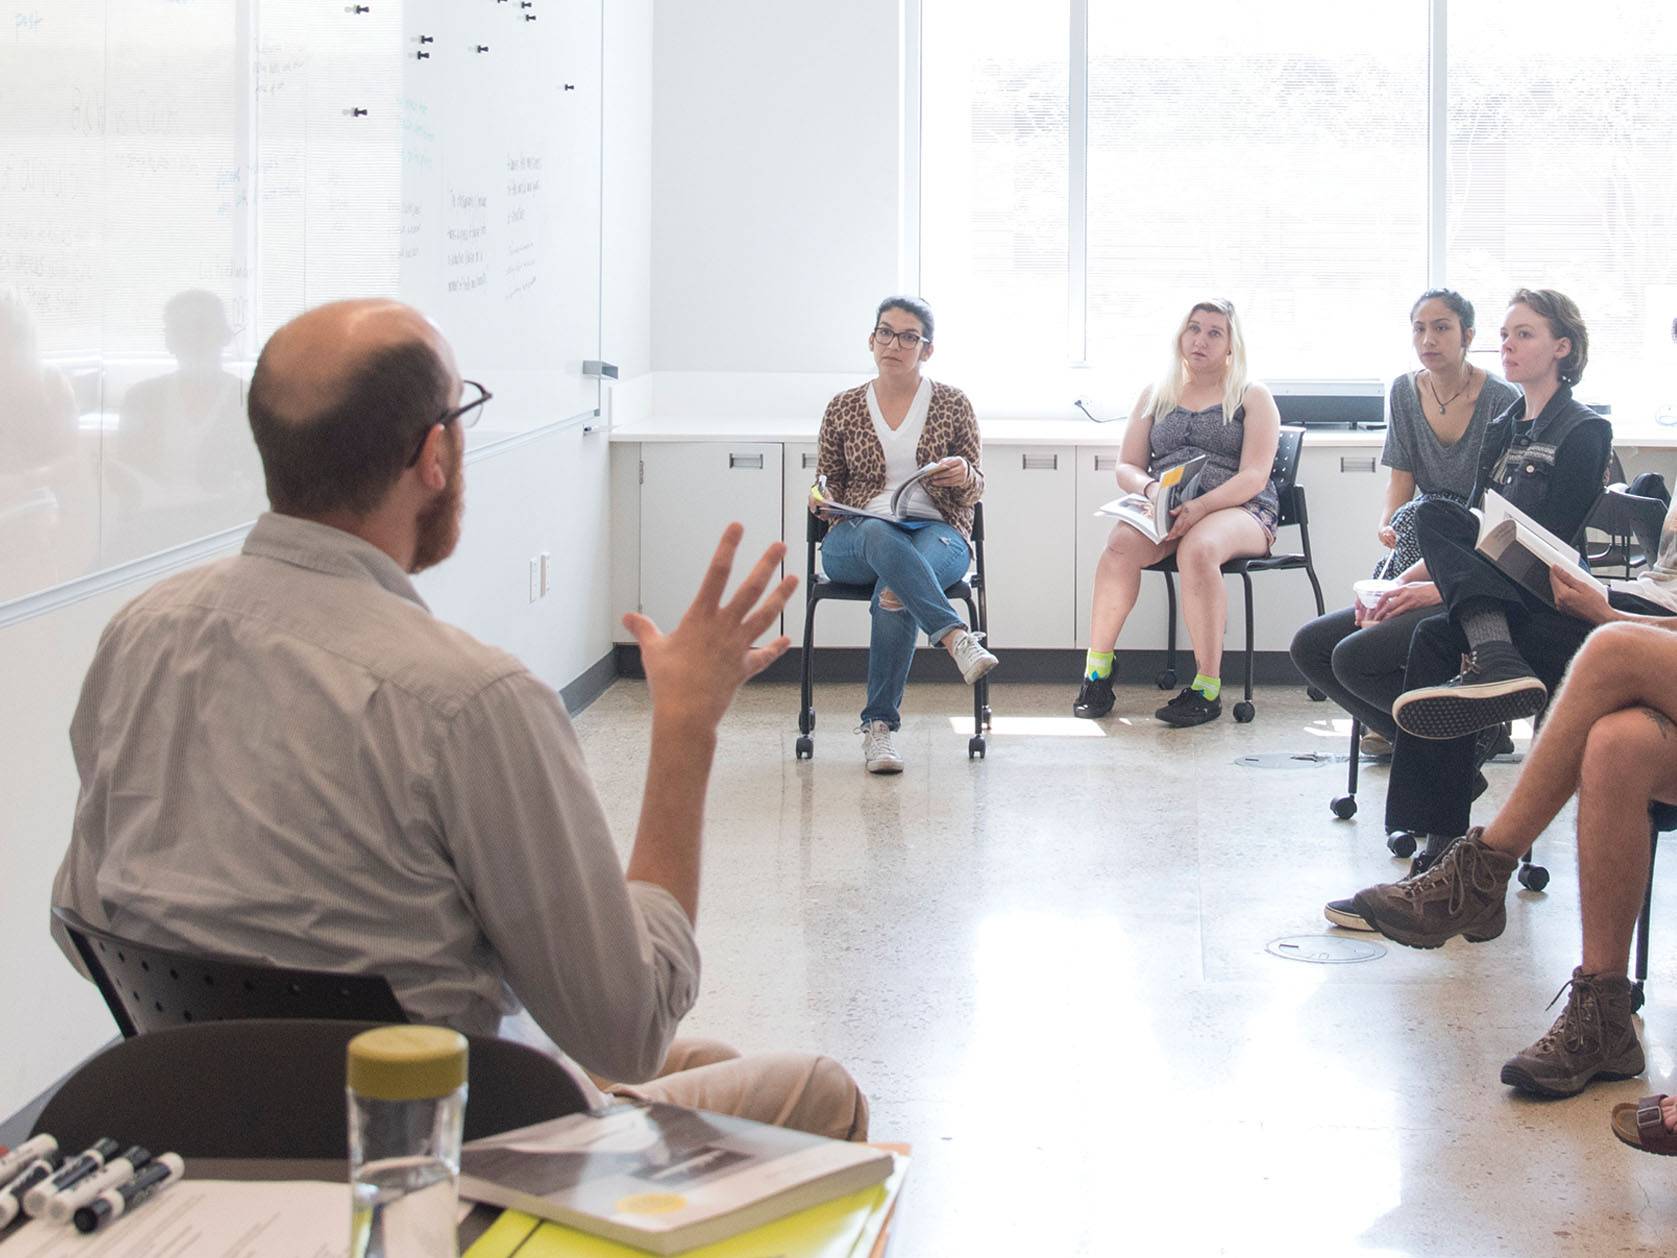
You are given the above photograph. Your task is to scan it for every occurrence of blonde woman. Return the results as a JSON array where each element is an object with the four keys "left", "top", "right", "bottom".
[{"left": 1074, "top": 299, "right": 1281, "bottom": 726}]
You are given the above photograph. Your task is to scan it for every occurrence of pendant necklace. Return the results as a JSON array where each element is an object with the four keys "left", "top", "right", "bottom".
[{"left": 1424, "top": 366, "right": 1474, "bottom": 417}]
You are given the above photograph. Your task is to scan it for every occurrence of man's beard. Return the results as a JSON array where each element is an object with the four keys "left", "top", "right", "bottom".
[{"left": 410, "top": 445, "right": 464, "bottom": 574}]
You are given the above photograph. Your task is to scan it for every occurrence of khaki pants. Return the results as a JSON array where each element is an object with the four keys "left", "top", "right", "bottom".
[{"left": 604, "top": 1038, "right": 870, "bottom": 1142}]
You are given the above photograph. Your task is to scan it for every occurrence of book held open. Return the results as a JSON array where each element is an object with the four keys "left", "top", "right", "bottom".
[
  {"left": 1474, "top": 489, "right": 1607, "bottom": 608},
  {"left": 1095, "top": 453, "right": 1207, "bottom": 543},
  {"left": 809, "top": 463, "right": 944, "bottom": 523}
]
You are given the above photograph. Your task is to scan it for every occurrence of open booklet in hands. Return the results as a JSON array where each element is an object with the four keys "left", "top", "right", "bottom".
[
  {"left": 1095, "top": 453, "right": 1207, "bottom": 543},
  {"left": 810, "top": 463, "right": 943, "bottom": 523},
  {"left": 1473, "top": 489, "right": 1608, "bottom": 608}
]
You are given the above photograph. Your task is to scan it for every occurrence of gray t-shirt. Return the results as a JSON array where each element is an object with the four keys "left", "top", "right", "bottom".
[{"left": 1381, "top": 370, "right": 1519, "bottom": 501}]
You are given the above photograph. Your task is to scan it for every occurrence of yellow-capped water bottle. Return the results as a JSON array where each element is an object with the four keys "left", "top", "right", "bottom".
[{"left": 347, "top": 1026, "right": 468, "bottom": 1258}]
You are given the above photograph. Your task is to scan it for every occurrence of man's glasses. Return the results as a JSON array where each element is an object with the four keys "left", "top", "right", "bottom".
[
  {"left": 872, "top": 326, "right": 929, "bottom": 349},
  {"left": 406, "top": 380, "right": 491, "bottom": 467}
]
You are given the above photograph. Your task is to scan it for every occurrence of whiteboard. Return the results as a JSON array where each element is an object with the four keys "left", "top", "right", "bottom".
[{"left": 0, "top": 0, "right": 602, "bottom": 606}]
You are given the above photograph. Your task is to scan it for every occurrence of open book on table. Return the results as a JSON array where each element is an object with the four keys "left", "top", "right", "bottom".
[
  {"left": 459, "top": 1101, "right": 895, "bottom": 1255},
  {"left": 1474, "top": 489, "right": 1608, "bottom": 608},
  {"left": 1094, "top": 453, "right": 1207, "bottom": 543},
  {"left": 810, "top": 462, "right": 943, "bottom": 523}
]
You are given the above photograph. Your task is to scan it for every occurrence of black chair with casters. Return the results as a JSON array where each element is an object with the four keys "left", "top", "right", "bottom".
[
  {"left": 52, "top": 905, "right": 410, "bottom": 1038},
  {"left": 30, "top": 1019, "right": 590, "bottom": 1158},
  {"left": 1631, "top": 802, "right": 1677, "bottom": 1012},
  {"left": 1145, "top": 426, "right": 1327, "bottom": 722},
  {"left": 795, "top": 502, "right": 990, "bottom": 760},
  {"left": 1329, "top": 716, "right": 1550, "bottom": 888}
]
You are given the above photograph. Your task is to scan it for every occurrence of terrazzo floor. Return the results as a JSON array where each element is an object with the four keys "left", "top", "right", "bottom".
[{"left": 570, "top": 676, "right": 1675, "bottom": 1256}]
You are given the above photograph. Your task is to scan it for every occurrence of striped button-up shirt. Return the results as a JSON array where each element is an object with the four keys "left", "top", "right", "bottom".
[{"left": 53, "top": 513, "right": 699, "bottom": 1089}]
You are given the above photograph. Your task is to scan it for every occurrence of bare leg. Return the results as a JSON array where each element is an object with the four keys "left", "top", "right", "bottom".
[
  {"left": 1575, "top": 707, "right": 1677, "bottom": 974},
  {"left": 1481, "top": 622, "right": 1677, "bottom": 857},
  {"left": 1087, "top": 523, "right": 1174, "bottom": 652},
  {"left": 1173, "top": 508, "right": 1269, "bottom": 679}
]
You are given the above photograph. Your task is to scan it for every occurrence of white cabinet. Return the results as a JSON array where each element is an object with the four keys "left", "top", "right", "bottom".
[
  {"left": 780, "top": 444, "right": 871, "bottom": 647},
  {"left": 979, "top": 446, "right": 1078, "bottom": 647},
  {"left": 636, "top": 443, "right": 784, "bottom": 639},
  {"left": 1073, "top": 446, "right": 1179, "bottom": 653}
]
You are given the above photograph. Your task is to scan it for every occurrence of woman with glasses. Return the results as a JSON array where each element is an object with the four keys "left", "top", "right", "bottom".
[
  {"left": 1074, "top": 298, "right": 1280, "bottom": 727},
  {"left": 812, "top": 295, "right": 996, "bottom": 774}
]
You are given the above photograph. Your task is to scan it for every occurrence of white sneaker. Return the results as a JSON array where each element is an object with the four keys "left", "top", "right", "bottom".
[
  {"left": 860, "top": 720, "right": 904, "bottom": 774},
  {"left": 946, "top": 630, "right": 998, "bottom": 685}
]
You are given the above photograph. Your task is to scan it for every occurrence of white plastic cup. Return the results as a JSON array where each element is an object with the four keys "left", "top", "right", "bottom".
[{"left": 1353, "top": 578, "right": 1400, "bottom": 609}]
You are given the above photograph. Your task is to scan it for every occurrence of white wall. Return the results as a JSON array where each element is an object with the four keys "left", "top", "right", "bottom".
[
  {"left": 651, "top": 0, "right": 906, "bottom": 374},
  {"left": 0, "top": 1, "right": 655, "bottom": 1120}
]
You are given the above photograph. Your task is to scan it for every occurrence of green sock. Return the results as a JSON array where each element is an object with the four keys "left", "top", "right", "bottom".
[
  {"left": 1191, "top": 673, "right": 1221, "bottom": 700},
  {"left": 1084, "top": 650, "right": 1114, "bottom": 681}
]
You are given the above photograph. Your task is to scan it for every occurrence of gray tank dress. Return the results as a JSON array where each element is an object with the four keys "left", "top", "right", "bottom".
[{"left": 1147, "top": 402, "right": 1280, "bottom": 536}]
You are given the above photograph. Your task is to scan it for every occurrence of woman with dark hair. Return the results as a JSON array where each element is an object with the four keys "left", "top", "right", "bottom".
[
  {"left": 1290, "top": 290, "right": 1517, "bottom": 765},
  {"left": 811, "top": 296, "right": 995, "bottom": 775}
]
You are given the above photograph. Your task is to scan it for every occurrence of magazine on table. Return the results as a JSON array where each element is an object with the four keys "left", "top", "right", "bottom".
[
  {"left": 459, "top": 1101, "right": 894, "bottom": 1255},
  {"left": 1474, "top": 489, "right": 1608, "bottom": 608},
  {"left": 1095, "top": 453, "right": 1207, "bottom": 543},
  {"left": 809, "top": 463, "right": 943, "bottom": 523}
]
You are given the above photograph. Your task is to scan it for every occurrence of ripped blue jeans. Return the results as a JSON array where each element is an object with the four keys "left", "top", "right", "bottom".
[{"left": 819, "top": 517, "right": 971, "bottom": 728}]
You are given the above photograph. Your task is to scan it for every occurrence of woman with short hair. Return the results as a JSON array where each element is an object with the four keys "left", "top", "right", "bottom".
[{"left": 1074, "top": 298, "right": 1280, "bottom": 726}]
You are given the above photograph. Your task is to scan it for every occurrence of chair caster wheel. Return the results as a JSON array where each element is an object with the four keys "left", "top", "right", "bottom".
[
  {"left": 1331, "top": 795, "right": 1358, "bottom": 820},
  {"left": 795, "top": 736, "right": 813, "bottom": 760},
  {"left": 1518, "top": 863, "right": 1550, "bottom": 892},
  {"left": 1306, "top": 686, "right": 1327, "bottom": 702},
  {"left": 968, "top": 736, "right": 986, "bottom": 759},
  {"left": 981, "top": 706, "right": 993, "bottom": 731},
  {"left": 1386, "top": 831, "right": 1417, "bottom": 858},
  {"left": 1156, "top": 669, "right": 1177, "bottom": 690},
  {"left": 1233, "top": 701, "right": 1255, "bottom": 723},
  {"left": 1632, "top": 981, "right": 1646, "bottom": 1013}
]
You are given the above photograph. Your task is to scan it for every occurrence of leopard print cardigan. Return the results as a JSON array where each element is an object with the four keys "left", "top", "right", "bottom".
[{"left": 815, "top": 380, "right": 985, "bottom": 541}]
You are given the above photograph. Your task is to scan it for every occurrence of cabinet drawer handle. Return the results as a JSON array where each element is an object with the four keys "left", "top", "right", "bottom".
[
  {"left": 729, "top": 453, "right": 765, "bottom": 470},
  {"left": 801, "top": 452, "right": 818, "bottom": 469},
  {"left": 1094, "top": 455, "right": 1118, "bottom": 472},
  {"left": 1022, "top": 453, "right": 1058, "bottom": 471},
  {"left": 1339, "top": 456, "right": 1377, "bottom": 474}
]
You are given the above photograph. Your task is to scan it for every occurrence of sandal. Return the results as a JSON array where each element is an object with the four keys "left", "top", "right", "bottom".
[{"left": 1610, "top": 1095, "right": 1677, "bottom": 1156}]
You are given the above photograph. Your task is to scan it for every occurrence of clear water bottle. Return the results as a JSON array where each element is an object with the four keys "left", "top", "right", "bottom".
[{"left": 347, "top": 1026, "right": 469, "bottom": 1258}]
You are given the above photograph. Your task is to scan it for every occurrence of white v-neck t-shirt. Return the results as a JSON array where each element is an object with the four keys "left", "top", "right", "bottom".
[{"left": 863, "top": 378, "right": 942, "bottom": 521}]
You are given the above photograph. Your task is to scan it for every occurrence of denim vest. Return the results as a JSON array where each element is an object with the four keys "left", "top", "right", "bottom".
[{"left": 1470, "top": 386, "right": 1608, "bottom": 540}]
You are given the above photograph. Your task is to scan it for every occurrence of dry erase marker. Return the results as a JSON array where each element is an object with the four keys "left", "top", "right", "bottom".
[
  {"left": 74, "top": 1153, "right": 184, "bottom": 1234},
  {"left": 0, "top": 1134, "right": 57, "bottom": 1185},
  {"left": 45, "top": 1146, "right": 151, "bottom": 1223},
  {"left": 23, "top": 1136, "right": 119, "bottom": 1216},
  {"left": 0, "top": 1154, "right": 63, "bottom": 1228}
]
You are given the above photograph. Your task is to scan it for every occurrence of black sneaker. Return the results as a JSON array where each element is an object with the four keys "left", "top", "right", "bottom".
[
  {"left": 1392, "top": 643, "right": 1547, "bottom": 741},
  {"left": 1324, "top": 898, "right": 1376, "bottom": 931},
  {"left": 1155, "top": 686, "right": 1221, "bottom": 727},
  {"left": 1074, "top": 674, "right": 1115, "bottom": 719}
]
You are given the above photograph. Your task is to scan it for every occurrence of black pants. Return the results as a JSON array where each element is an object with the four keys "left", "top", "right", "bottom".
[
  {"left": 1383, "top": 499, "right": 1667, "bottom": 836},
  {"left": 1289, "top": 605, "right": 1432, "bottom": 742}
]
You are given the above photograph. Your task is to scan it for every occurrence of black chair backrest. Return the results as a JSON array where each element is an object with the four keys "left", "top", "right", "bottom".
[
  {"left": 1271, "top": 426, "right": 1307, "bottom": 529},
  {"left": 53, "top": 905, "right": 410, "bottom": 1038},
  {"left": 31, "top": 1019, "right": 590, "bottom": 1159}
]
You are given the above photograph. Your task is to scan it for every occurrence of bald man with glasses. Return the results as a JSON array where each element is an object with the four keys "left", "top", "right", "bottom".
[{"left": 53, "top": 299, "right": 869, "bottom": 1140}]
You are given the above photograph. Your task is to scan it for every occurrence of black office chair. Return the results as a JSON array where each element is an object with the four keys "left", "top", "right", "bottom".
[
  {"left": 31, "top": 1019, "right": 590, "bottom": 1158},
  {"left": 1145, "top": 427, "right": 1326, "bottom": 722},
  {"left": 1631, "top": 803, "right": 1677, "bottom": 1012},
  {"left": 53, "top": 905, "right": 410, "bottom": 1038},
  {"left": 794, "top": 502, "right": 990, "bottom": 760}
]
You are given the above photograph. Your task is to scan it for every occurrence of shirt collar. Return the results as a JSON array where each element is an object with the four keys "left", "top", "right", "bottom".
[{"left": 241, "top": 513, "right": 429, "bottom": 611}]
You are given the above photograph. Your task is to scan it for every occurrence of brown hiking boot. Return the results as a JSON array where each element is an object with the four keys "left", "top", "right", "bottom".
[
  {"left": 1349, "top": 828, "right": 1518, "bottom": 949},
  {"left": 1500, "top": 968, "right": 1644, "bottom": 1097}
]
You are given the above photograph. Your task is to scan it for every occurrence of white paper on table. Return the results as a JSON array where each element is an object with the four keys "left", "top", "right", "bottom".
[{"left": 3, "top": 1179, "right": 349, "bottom": 1257}]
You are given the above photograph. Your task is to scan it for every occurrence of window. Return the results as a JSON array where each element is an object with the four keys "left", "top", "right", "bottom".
[{"left": 919, "top": 0, "right": 1677, "bottom": 413}]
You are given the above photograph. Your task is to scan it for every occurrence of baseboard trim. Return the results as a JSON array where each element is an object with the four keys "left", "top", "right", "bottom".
[
  {"left": 560, "top": 650, "right": 618, "bottom": 714},
  {"left": 612, "top": 646, "right": 1309, "bottom": 688}
]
